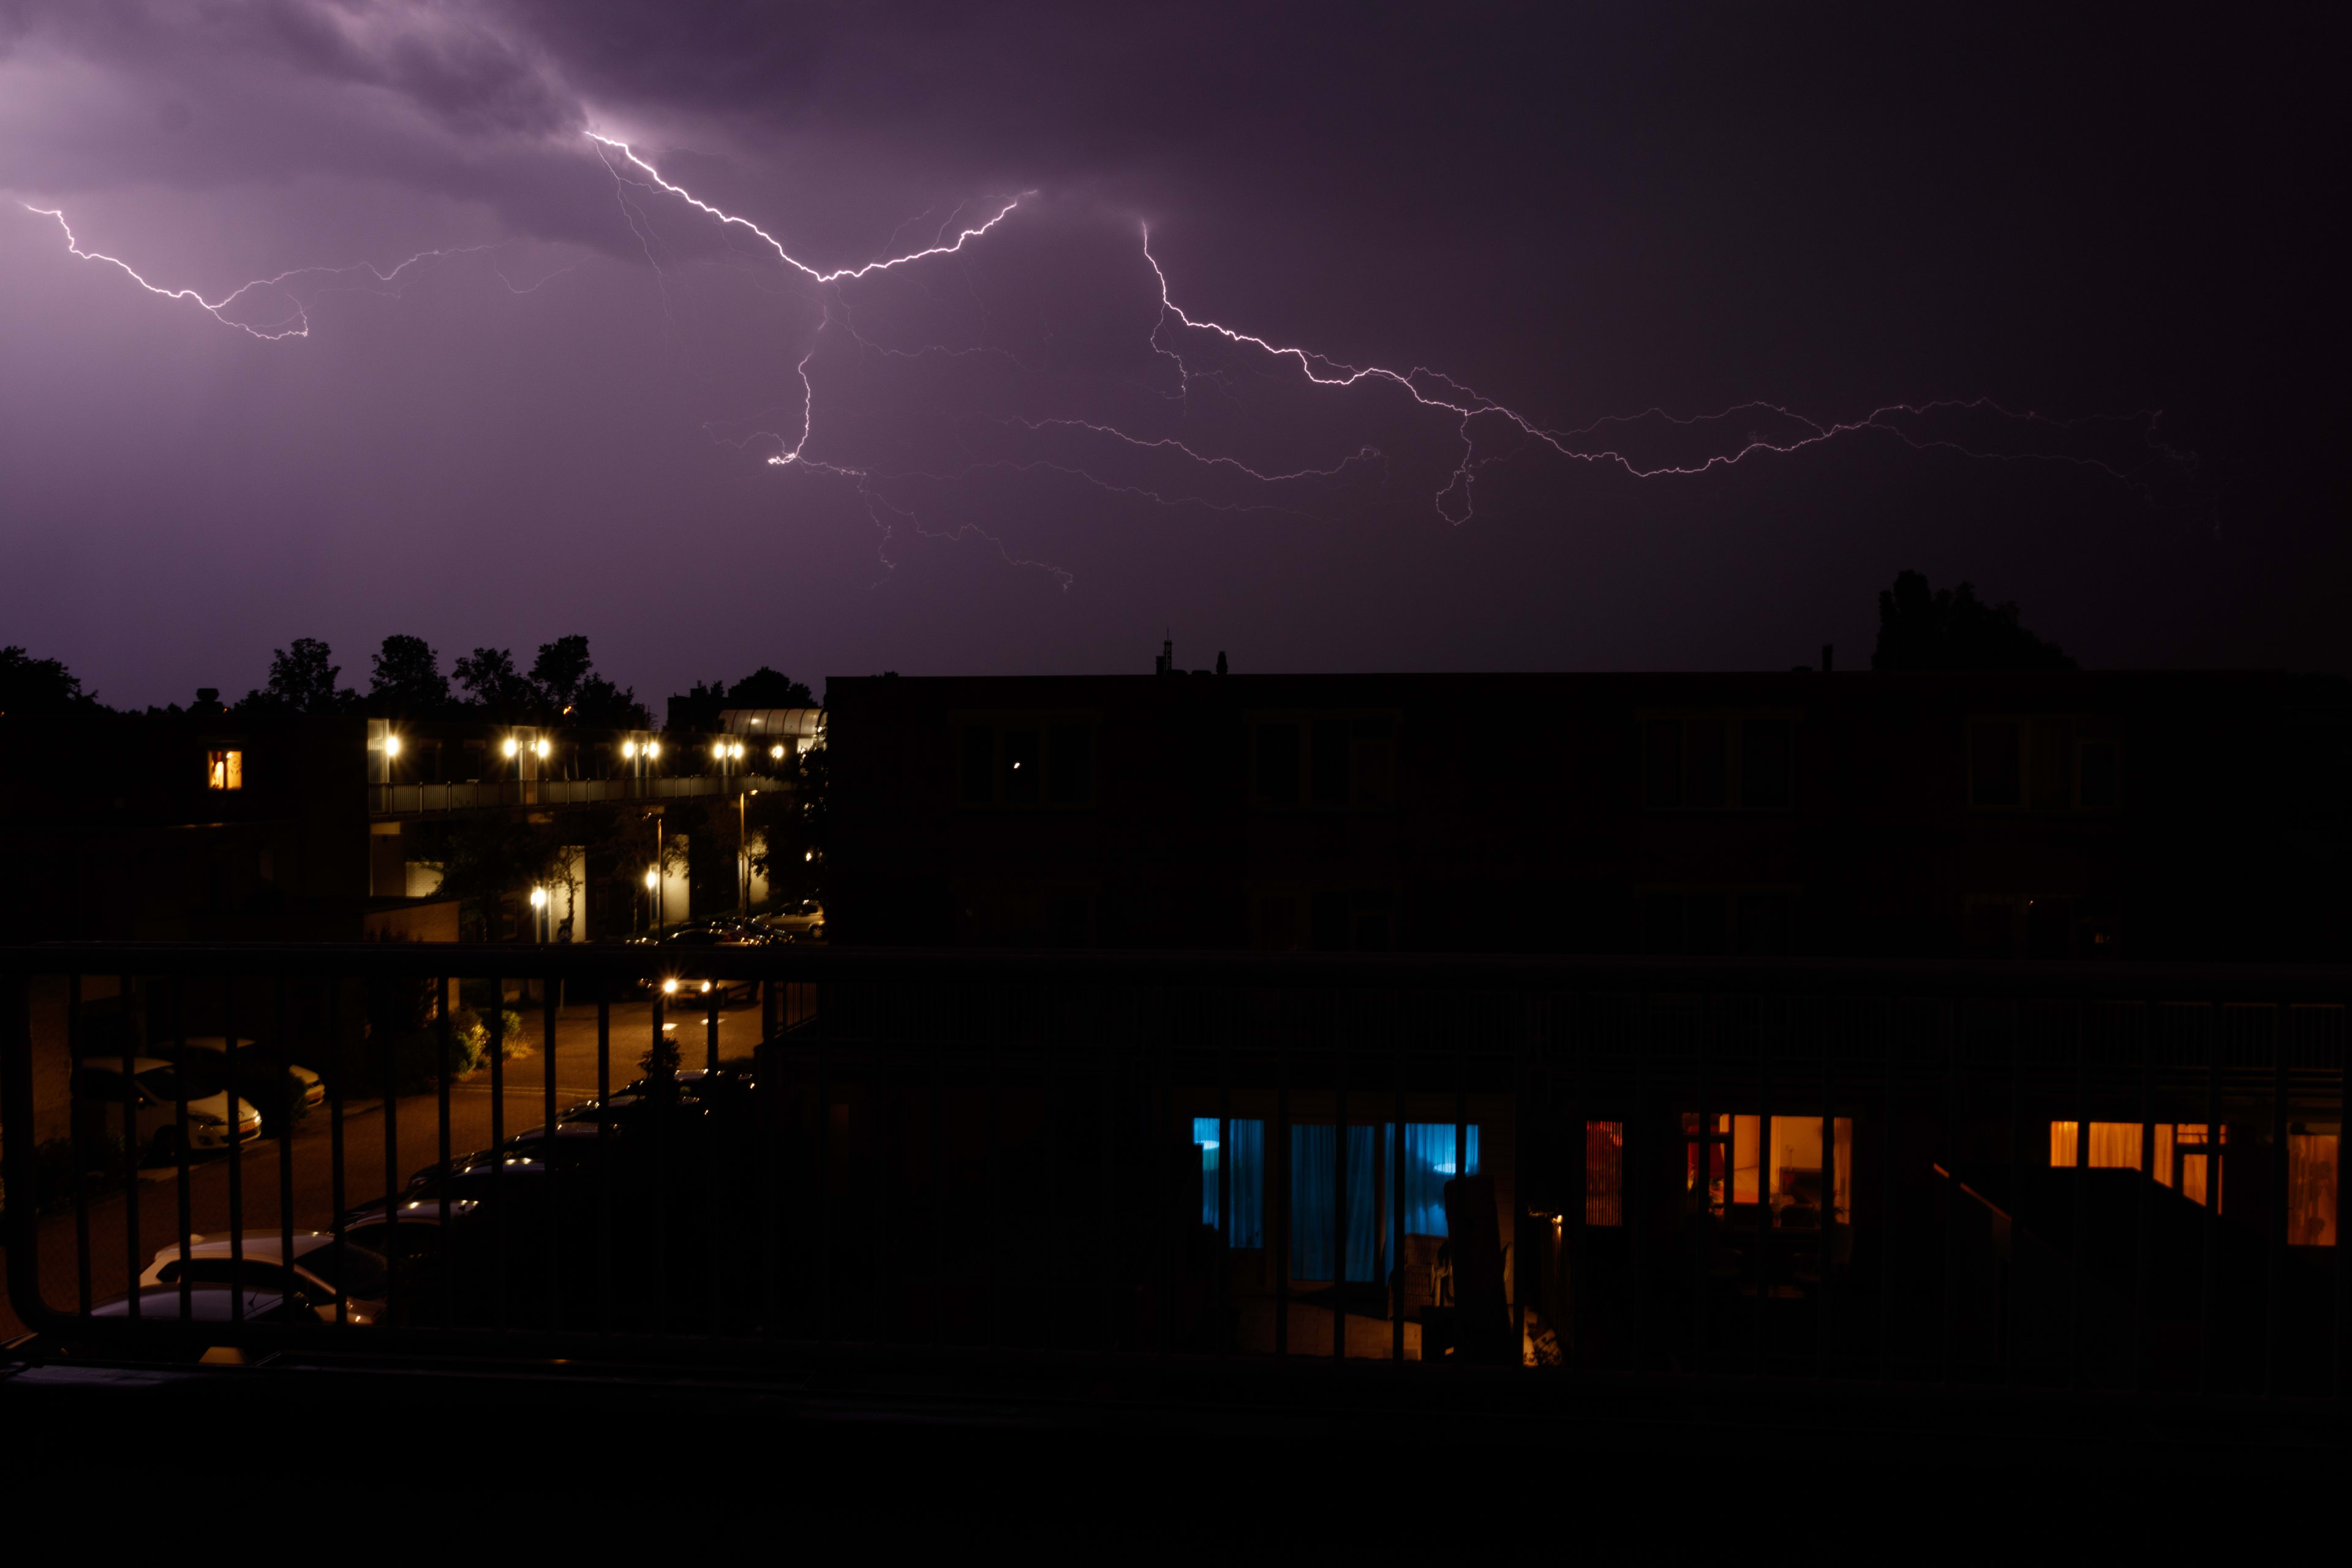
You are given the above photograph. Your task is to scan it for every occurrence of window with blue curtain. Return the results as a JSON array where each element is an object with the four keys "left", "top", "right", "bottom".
[
  {"left": 1290, "top": 1124, "right": 1378, "bottom": 1281},
  {"left": 1194, "top": 1117, "right": 1265, "bottom": 1248},
  {"left": 1389, "top": 1122, "right": 1480, "bottom": 1237}
]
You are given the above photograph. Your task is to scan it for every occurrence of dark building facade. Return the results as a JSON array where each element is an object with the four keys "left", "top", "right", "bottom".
[{"left": 826, "top": 669, "right": 2352, "bottom": 961}]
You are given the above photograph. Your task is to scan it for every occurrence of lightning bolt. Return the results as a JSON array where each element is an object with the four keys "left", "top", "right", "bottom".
[
  {"left": 20, "top": 205, "right": 505, "bottom": 340},
  {"left": 24, "top": 132, "right": 2185, "bottom": 587}
]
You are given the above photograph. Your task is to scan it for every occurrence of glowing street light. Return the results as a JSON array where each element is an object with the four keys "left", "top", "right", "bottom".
[
  {"left": 502, "top": 737, "right": 518, "bottom": 758},
  {"left": 384, "top": 735, "right": 402, "bottom": 758}
]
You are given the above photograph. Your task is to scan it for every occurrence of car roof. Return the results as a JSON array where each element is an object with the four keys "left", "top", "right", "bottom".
[
  {"left": 83, "top": 1056, "right": 175, "bottom": 1076},
  {"left": 92, "top": 1285, "right": 292, "bottom": 1320},
  {"left": 152, "top": 1231, "right": 343, "bottom": 1268}
]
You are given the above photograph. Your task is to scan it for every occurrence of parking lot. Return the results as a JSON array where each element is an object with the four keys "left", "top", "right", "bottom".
[{"left": 1, "top": 993, "right": 772, "bottom": 1338}]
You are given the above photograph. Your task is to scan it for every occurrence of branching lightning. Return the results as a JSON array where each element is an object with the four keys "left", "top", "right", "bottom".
[
  {"left": 22, "top": 130, "right": 2184, "bottom": 590},
  {"left": 21, "top": 204, "right": 498, "bottom": 340}
]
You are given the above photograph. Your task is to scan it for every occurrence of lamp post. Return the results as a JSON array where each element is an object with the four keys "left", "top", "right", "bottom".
[{"left": 643, "top": 866, "right": 658, "bottom": 935}]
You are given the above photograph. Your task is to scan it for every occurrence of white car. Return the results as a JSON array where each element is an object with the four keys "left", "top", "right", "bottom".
[
  {"left": 139, "top": 1231, "right": 387, "bottom": 1324},
  {"left": 763, "top": 898, "right": 825, "bottom": 940},
  {"left": 70, "top": 1057, "right": 262, "bottom": 1158}
]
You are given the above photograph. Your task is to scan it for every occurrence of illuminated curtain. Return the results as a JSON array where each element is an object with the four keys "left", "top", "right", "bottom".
[
  {"left": 1194, "top": 1117, "right": 1266, "bottom": 1248},
  {"left": 1585, "top": 1121, "right": 1624, "bottom": 1227},
  {"left": 2286, "top": 1133, "right": 2339, "bottom": 1247},
  {"left": 1289, "top": 1125, "right": 1376, "bottom": 1282},
  {"left": 1389, "top": 1123, "right": 1480, "bottom": 1237},
  {"left": 2048, "top": 1121, "right": 2146, "bottom": 1169}
]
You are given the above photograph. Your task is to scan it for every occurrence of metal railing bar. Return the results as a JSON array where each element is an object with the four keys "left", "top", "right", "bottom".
[
  {"left": 66, "top": 973, "right": 88, "bottom": 1316},
  {"left": 275, "top": 973, "right": 295, "bottom": 1340},
  {"left": 328, "top": 981, "right": 347, "bottom": 1327},
  {"left": 488, "top": 975, "right": 505, "bottom": 1332},
  {"left": 225, "top": 978, "right": 244, "bottom": 1327},
  {"left": 172, "top": 978, "right": 191, "bottom": 1324}
]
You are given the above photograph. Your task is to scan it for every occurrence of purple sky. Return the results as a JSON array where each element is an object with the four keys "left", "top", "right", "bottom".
[{"left": 1, "top": 3, "right": 2335, "bottom": 709}]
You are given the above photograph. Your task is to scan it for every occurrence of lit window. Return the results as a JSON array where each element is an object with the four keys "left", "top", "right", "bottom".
[
  {"left": 206, "top": 749, "right": 243, "bottom": 790},
  {"left": 1192, "top": 1117, "right": 1265, "bottom": 1248},
  {"left": 1685, "top": 1112, "right": 1852, "bottom": 1226},
  {"left": 2288, "top": 1128, "right": 2339, "bottom": 1246},
  {"left": 1585, "top": 1121, "right": 1624, "bottom": 1226},
  {"left": 2052, "top": 1121, "right": 2234, "bottom": 1213}
]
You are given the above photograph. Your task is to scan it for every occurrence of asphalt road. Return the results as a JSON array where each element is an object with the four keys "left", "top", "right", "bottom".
[{"left": 2, "top": 994, "right": 771, "bottom": 1338}]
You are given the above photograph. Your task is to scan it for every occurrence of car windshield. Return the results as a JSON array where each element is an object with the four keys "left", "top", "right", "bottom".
[
  {"left": 296, "top": 1239, "right": 390, "bottom": 1297},
  {"left": 133, "top": 1067, "right": 190, "bottom": 1100}
]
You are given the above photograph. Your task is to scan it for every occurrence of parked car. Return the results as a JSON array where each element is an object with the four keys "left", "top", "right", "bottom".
[
  {"left": 142, "top": 1036, "right": 324, "bottom": 1137},
  {"left": 69, "top": 1057, "right": 262, "bottom": 1159},
  {"left": 660, "top": 918, "right": 777, "bottom": 948},
  {"left": 138, "top": 1231, "right": 386, "bottom": 1322},
  {"left": 762, "top": 899, "right": 825, "bottom": 941}
]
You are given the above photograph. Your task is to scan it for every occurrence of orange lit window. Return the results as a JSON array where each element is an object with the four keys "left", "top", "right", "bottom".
[
  {"left": 2287, "top": 1128, "right": 2339, "bottom": 1246},
  {"left": 2048, "top": 1121, "right": 2143, "bottom": 1169},
  {"left": 2051, "top": 1121, "right": 2234, "bottom": 1214},
  {"left": 206, "top": 749, "right": 243, "bottom": 790},
  {"left": 1585, "top": 1121, "right": 1624, "bottom": 1226},
  {"left": 1684, "top": 1112, "right": 1852, "bottom": 1226}
]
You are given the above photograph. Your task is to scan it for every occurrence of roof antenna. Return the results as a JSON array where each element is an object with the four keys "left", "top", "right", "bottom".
[{"left": 1156, "top": 628, "right": 1174, "bottom": 676}]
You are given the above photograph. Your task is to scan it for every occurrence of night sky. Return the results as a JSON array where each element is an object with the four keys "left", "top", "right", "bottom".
[{"left": 1, "top": 3, "right": 2335, "bottom": 708}]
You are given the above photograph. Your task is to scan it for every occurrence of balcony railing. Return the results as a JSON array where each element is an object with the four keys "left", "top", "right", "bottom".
[
  {"left": 2, "top": 946, "right": 2345, "bottom": 1398},
  {"left": 368, "top": 773, "right": 783, "bottom": 815}
]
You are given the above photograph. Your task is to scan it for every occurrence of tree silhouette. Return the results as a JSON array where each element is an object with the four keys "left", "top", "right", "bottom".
[
  {"left": 368, "top": 634, "right": 451, "bottom": 714},
  {"left": 1871, "top": 571, "right": 2075, "bottom": 671},
  {"left": 243, "top": 636, "right": 356, "bottom": 714},
  {"left": 0, "top": 645, "right": 100, "bottom": 714}
]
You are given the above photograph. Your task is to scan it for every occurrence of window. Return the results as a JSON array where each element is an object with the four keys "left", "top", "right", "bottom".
[
  {"left": 1193, "top": 1117, "right": 1265, "bottom": 1248},
  {"left": 1740, "top": 720, "right": 1791, "bottom": 808},
  {"left": 1643, "top": 722, "right": 1681, "bottom": 808},
  {"left": 1684, "top": 1113, "right": 1852, "bottom": 1226},
  {"left": 2078, "top": 739, "right": 2120, "bottom": 809},
  {"left": 1047, "top": 723, "right": 1093, "bottom": 804},
  {"left": 2287, "top": 1127, "right": 2339, "bottom": 1246},
  {"left": 2052, "top": 1121, "right": 2231, "bottom": 1212},
  {"left": 959, "top": 720, "right": 1095, "bottom": 808},
  {"left": 206, "top": 749, "right": 244, "bottom": 790},
  {"left": 1286, "top": 1122, "right": 1482, "bottom": 1283},
  {"left": 1969, "top": 720, "right": 2023, "bottom": 808},
  {"left": 1310, "top": 888, "right": 1393, "bottom": 951},
  {"left": 962, "top": 726, "right": 993, "bottom": 804},
  {"left": 1255, "top": 722, "right": 1301, "bottom": 805},
  {"left": 1585, "top": 1121, "right": 1624, "bottom": 1226},
  {"left": 1643, "top": 716, "right": 1783, "bottom": 810},
  {"left": 1641, "top": 888, "right": 1795, "bottom": 955},
  {"left": 1253, "top": 715, "right": 1396, "bottom": 809},
  {"left": 1311, "top": 719, "right": 1351, "bottom": 804},
  {"left": 1002, "top": 728, "right": 1041, "bottom": 804}
]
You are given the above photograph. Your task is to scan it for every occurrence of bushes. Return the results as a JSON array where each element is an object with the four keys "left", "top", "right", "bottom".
[{"left": 346, "top": 1003, "right": 527, "bottom": 1097}]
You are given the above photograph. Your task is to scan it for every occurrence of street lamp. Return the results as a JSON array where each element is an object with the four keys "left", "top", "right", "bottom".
[
  {"left": 643, "top": 865, "right": 658, "bottom": 935},
  {"left": 529, "top": 884, "right": 548, "bottom": 944}
]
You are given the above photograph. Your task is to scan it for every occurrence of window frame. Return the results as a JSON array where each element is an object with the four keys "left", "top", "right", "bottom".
[
  {"left": 953, "top": 711, "right": 1099, "bottom": 811},
  {"left": 1637, "top": 709, "right": 1798, "bottom": 813},
  {"left": 1248, "top": 709, "right": 1401, "bottom": 811}
]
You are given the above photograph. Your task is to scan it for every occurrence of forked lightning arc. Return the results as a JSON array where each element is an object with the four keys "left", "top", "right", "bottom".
[{"left": 21, "top": 130, "right": 2167, "bottom": 581}]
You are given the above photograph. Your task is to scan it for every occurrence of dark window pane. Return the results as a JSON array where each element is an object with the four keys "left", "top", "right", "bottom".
[
  {"left": 1311, "top": 719, "right": 1351, "bottom": 804},
  {"left": 1970, "top": 721, "right": 2022, "bottom": 807},
  {"left": 1046, "top": 895, "right": 1091, "bottom": 948},
  {"left": 1644, "top": 721, "right": 1681, "bottom": 809},
  {"left": 1640, "top": 893, "right": 1684, "bottom": 954},
  {"left": 1736, "top": 892, "right": 1791, "bottom": 955},
  {"left": 1963, "top": 902, "right": 2014, "bottom": 959},
  {"left": 1686, "top": 719, "right": 1726, "bottom": 808},
  {"left": 1257, "top": 723, "right": 1300, "bottom": 805},
  {"left": 1686, "top": 891, "right": 1728, "bottom": 956},
  {"left": 2079, "top": 741, "right": 2119, "bottom": 809},
  {"left": 962, "top": 726, "right": 994, "bottom": 805},
  {"left": 1003, "top": 728, "right": 1041, "bottom": 804},
  {"left": 1048, "top": 723, "right": 1093, "bottom": 804},
  {"left": 1741, "top": 720, "right": 1792, "bottom": 809},
  {"left": 1310, "top": 889, "right": 1350, "bottom": 951}
]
